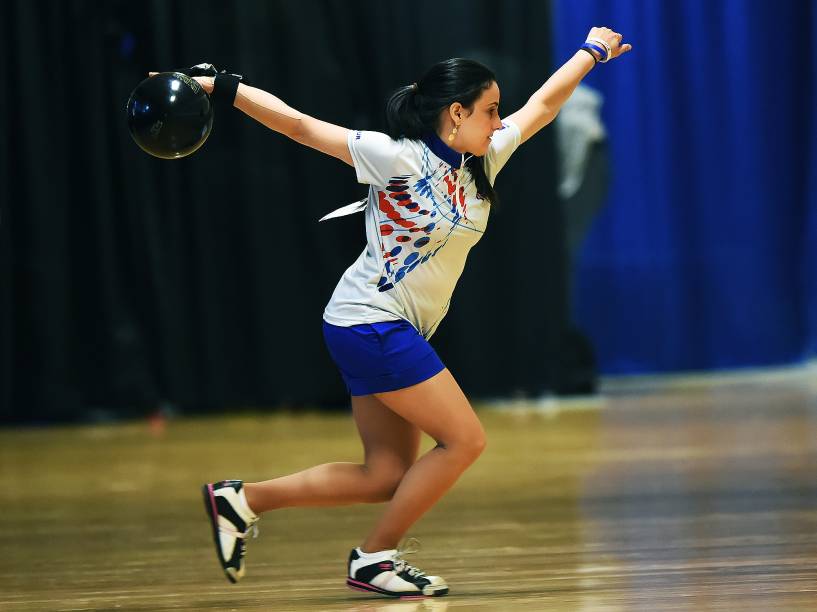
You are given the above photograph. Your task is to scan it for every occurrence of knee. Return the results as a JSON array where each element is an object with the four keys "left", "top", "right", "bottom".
[
  {"left": 362, "top": 462, "right": 409, "bottom": 503},
  {"left": 471, "top": 430, "right": 487, "bottom": 457},
  {"left": 447, "top": 427, "right": 487, "bottom": 464},
  {"left": 463, "top": 429, "right": 487, "bottom": 461}
]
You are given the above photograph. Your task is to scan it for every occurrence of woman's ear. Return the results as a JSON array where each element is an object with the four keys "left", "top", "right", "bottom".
[{"left": 449, "top": 102, "right": 463, "bottom": 123}]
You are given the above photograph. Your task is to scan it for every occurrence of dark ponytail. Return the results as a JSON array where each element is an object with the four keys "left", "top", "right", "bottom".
[{"left": 385, "top": 58, "right": 499, "bottom": 206}]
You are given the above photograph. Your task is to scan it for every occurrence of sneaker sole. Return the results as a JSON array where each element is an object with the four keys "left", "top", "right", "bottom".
[
  {"left": 201, "top": 483, "right": 239, "bottom": 584},
  {"left": 346, "top": 578, "right": 449, "bottom": 598}
]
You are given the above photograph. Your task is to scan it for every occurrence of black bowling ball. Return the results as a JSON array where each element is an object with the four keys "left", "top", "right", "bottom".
[{"left": 126, "top": 72, "right": 214, "bottom": 159}]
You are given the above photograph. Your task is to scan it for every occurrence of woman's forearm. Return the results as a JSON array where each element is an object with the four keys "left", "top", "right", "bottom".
[
  {"left": 233, "top": 83, "right": 306, "bottom": 139},
  {"left": 506, "top": 27, "right": 628, "bottom": 142},
  {"left": 228, "top": 82, "right": 353, "bottom": 164},
  {"left": 528, "top": 51, "right": 596, "bottom": 121}
]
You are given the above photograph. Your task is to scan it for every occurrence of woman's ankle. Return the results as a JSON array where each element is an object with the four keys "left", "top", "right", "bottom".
[
  {"left": 360, "top": 538, "right": 399, "bottom": 554},
  {"left": 242, "top": 482, "right": 265, "bottom": 514}
]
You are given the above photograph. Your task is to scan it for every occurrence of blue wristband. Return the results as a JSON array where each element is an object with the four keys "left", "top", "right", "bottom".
[
  {"left": 579, "top": 47, "right": 598, "bottom": 65},
  {"left": 582, "top": 42, "right": 607, "bottom": 62}
]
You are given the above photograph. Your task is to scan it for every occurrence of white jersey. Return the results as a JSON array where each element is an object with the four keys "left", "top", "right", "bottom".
[{"left": 323, "top": 120, "right": 522, "bottom": 339}]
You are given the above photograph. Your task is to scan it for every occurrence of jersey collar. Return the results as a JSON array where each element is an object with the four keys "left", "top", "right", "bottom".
[{"left": 421, "top": 131, "right": 463, "bottom": 169}]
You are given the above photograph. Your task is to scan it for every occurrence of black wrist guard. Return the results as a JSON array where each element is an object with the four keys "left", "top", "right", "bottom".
[
  {"left": 176, "top": 63, "right": 248, "bottom": 110},
  {"left": 213, "top": 73, "right": 241, "bottom": 108}
]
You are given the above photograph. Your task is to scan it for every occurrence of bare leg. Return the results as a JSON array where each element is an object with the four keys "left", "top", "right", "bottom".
[
  {"left": 243, "top": 395, "right": 420, "bottom": 513},
  {"left": 361, "top": 368, "right": 486, "bottom": 552}
]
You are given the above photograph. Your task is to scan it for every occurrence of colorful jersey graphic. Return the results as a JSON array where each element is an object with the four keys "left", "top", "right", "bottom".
[{"left": 323, "top": 121, "right": 521, "bottom": 338}]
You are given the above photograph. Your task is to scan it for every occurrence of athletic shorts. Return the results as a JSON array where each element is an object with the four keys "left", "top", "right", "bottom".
[{"left": 322, "top": 319, "right": 446, "bottom": 396}]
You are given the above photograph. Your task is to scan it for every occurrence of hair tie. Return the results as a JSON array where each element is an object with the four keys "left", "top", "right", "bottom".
[{"left": 411, "top": 82, "right": 419, "bottom": 92}]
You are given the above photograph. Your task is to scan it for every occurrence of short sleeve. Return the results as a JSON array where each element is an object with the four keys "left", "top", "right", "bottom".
[
  {"left": 483, "top": 120, "right": 522, "bottom": 185},
  {"left": 347, "top": 129, "right": 409, "bottom": 186}
]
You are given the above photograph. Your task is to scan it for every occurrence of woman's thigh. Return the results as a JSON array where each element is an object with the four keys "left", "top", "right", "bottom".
[
  {"left": 373, "top": 368, "right": 485, "bottom": 447},
  {"left": 352, "top": 394, "right": 421, "bottom": 471}
]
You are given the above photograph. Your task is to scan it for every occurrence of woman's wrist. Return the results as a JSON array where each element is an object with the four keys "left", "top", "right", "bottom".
[
  {"left": 578, "top": 47, "right": 600, "bottom": 65},
  {"left": 213, "top": 73, "right": 241, "bottom": 107},
  {"left": 581, "top": 41, "right": 608, "bottom": 63}
]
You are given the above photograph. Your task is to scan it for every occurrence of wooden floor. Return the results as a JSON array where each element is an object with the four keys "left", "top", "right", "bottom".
[{"left": 2, "top": 367, "right": 817, "bottom": 611}]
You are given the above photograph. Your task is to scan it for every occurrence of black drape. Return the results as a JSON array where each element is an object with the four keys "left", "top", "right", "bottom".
[{"left": 0, "top": 0, "right": 569, "bottom": 423}]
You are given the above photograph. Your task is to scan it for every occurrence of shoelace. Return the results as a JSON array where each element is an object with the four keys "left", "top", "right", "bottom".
[
  {"left": 392, "top": 537, "right": 426, "bottom": 578},
  {"left": 220, "top": 520, "right": 259, "bottom": 541}
]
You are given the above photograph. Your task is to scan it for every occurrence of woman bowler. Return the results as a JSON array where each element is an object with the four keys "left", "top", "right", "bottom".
[{"left": 199, "top": 27, "right": 630, "bottom": 598}]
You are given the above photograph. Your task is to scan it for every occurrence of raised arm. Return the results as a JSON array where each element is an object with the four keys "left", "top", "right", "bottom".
[
  {"left": 505, "top": 27, "right": 631, "bottom": 144},
  {"left": 192, "top": 77, "right": 353, "bottom": 166}
]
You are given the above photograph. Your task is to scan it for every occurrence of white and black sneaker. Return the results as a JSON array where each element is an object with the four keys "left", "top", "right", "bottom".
[
  {"left": 201, "top": 480, "right": 259, "bottom": 583},
  {"left": 346, "top": 547, "right": 449, "bottom": 598}
]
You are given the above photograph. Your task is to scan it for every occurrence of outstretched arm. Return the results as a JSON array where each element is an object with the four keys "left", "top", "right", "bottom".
[
  {"left": 234, "top": 84, "right": 353, "bottom": 166},
  {"left": 191, "top": 77, "right": 353, "bottom": 166},
  {"left": 505, "top": 27, "right": 631, "bottom": 144}
]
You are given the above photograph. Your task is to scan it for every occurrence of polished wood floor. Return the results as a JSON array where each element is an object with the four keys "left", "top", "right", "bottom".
[{"left": 2, "top": 367, "right": 817, "bottom": 611}]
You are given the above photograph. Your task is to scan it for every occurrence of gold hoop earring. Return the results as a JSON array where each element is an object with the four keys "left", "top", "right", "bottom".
[{"left": 448, "top": 125, "right": 458, "bottom": 142}]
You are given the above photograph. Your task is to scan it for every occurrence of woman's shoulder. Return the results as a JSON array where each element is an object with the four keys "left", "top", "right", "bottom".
[
  {"left": 351, "top": 129, "right": 413, "bottom": 147},
  {"left": 350, "top": 130, "right": 427, "bottom": 164},
  {"left": 347, "top": 131, "right": 424, "bottom": 185}
]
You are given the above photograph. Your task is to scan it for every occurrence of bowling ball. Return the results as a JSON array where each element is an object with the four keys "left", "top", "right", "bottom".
[{"left": 126, "top": 72, "right": 214, "bottom": 159}]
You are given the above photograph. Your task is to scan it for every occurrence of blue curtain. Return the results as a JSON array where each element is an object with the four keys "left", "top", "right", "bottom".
[{"left": 552, "top": 0, "right": 816, "bottom": 373}]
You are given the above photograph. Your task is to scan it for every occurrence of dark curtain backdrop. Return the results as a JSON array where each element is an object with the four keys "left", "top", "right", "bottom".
[
  {"left": 0, "top": 1, "right": 567, "bottom": 423},
  {"left": 554, "top": 0, "right": 817, "bottom": 373}
]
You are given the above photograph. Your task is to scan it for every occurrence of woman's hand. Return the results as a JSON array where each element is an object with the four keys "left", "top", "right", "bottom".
[
  {"left": 191, "top": 76, "right": 214, "bottom": 94},
  {"left": 586, "top": 27, "right": 632, "bottom": 60},
  {"left": 147, "top": 72, "right": 214, "bottom": 94}
]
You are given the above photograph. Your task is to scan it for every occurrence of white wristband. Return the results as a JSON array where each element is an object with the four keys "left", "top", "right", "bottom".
[{"left": 586, "top": 37, "right": 613, "bottom": 63}]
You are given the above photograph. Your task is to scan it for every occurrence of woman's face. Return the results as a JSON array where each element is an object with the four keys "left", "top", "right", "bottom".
[{"left": 450, "top": 81, "right": 503, "bottom": 156}]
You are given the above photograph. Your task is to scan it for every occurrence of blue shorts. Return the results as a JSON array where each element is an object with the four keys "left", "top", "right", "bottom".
[{"left": 322, "top": 319, "right": 446, "bottom": 396}]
